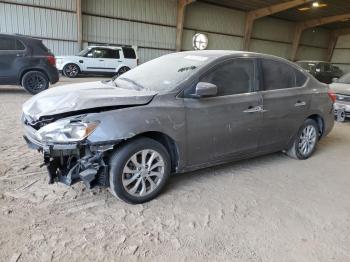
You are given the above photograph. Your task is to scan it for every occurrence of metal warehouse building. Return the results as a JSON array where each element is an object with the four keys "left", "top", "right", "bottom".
[{"left": 0, "top": 0, "right": 350, "bottom": 71}]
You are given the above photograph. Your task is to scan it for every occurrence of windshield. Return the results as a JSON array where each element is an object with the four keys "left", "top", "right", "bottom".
[
  {"left": 77, "top": 48, "right": 90, "bottom": 56},
  {"left": 338, "top": 73, "right": 350, "bottom": 84},
  {"left": 113, "top": 53, "right": 213, "bottom": 92}
]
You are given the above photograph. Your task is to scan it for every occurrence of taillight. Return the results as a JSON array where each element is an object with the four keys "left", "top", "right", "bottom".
[
  {"left": 137, "top": 58, "right": 140, "bottom": 66},
  {"left": 47, "top": 55, "right": 56, "bottom": 66},
  {"left": 328, "top": 89, "right": 336, "bottom": 103}
]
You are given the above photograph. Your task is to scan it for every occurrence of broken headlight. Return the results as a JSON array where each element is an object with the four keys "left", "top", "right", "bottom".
[{"left": 36, "top": 119, "right": 99, "bottom": 143}]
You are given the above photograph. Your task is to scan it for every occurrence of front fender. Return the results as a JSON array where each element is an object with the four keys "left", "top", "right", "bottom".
[{"left": 84, "top": 99, "right": 187, "bottom": 167}]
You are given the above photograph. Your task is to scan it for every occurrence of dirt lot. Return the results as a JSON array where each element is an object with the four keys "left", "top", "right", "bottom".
[{"left": 0, "top": 78, "right": 349, "bottom": 262}]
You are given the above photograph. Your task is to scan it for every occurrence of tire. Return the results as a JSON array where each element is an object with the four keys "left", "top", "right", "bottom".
[
  {"left": 21, "top": 71, "right": 49, "bottom": 95},
  {"left": 286, "top": 119, "right": 319, "bottom": 160},
  {"left": 117, "top": 66, "right": 130, "bottom": 76},
  {"left": 109, "top": 137, "right": 171, "bottom": 204},
  {"left": 63, "top": 63, "right": 80, "bottom": 78}
]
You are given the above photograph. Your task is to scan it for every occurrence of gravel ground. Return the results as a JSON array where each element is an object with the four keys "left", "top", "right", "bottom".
[{"left": 0, "top": 78, "right": 349, "bottom": 262}]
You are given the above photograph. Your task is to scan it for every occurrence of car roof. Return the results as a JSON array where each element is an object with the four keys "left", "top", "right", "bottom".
[
  {"left": 0, "top": 33, "right": 41, "bottom": 41},
  {"left": 171, "top": 50, "right": 297, "bottom": 66},
  {"left": 87, "top": 45, "right": 125, "bottom": 50}
]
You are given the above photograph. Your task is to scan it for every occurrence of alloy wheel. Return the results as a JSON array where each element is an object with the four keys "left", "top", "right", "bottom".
[
  {"left": 298, "top": 125, "right": 317, "bottom": 156},
  {"left": 26, "top": 74, "right": 46, "bottom": 91},
  {"left": 122, "top": 149, "right": 165, "bottom": 197},
  {"left": 64, "top": 64, "right": 79, "bottom": 77}
]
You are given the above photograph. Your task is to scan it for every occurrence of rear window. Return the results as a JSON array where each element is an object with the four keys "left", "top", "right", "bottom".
[
  {"left": 261, "top": 59, "right": 306, "bottom": 90},
  {"left": 0, "top": 37, "right": 25, "bottom": 51},
  {"left": 122, "top": 47, "right": 136, "bottom": 59}
]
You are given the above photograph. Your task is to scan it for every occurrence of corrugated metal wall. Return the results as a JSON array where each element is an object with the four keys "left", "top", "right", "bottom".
[
  {"left": 0, "top": 1, "right": 79, "bottom": 55},
  {"left": 332, "top": 35, "right": 350, "bottom": 73},
  {"left": 82, "top": 0, "right": 177, "bottom": 63},
  {"left": 0, "top": 0, "right": 338, "bottom": 64}
]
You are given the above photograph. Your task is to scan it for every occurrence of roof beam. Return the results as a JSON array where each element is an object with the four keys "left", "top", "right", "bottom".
[
  {"left": 327, "top": 27, "right": 350, "bottom": 62},
  {"left": 243, "top": 0, "right": 311, "bottom": 51},
  {"left": 176, "top": 0, "right": 195, "bottom": 52},
  {"left": 291, "top": 13, "right": 350, "bottom": 61},
  {"left": 76, "top": 0, "right": 83, "bottom": 50}
]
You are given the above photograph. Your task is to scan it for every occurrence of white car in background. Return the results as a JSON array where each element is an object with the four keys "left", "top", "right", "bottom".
[{"left": 56, "top": 46, "right": 139, "bottom": 78}]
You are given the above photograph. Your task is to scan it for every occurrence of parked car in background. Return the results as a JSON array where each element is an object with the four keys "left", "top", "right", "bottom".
[
  {"left": 56, "top": 46, "right": 139, "bottom": 78},
  {"left": 330, "top": 73, "right": 350, "bottom": 121},
  {"left": 0, "top": 34, "right": 59, "bottom": 94},
  {"left": 22, "top": 51, "right": 335, "bottom": 204},
  {"left": 296, "top": 60, "right": 343, "bottom": 84}
]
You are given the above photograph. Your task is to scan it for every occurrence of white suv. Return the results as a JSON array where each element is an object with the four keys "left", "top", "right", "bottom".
[{"left": 56, "top": 46, "right": 138, "bottom": 78}]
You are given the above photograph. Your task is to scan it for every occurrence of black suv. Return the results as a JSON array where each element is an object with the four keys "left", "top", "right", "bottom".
[
  {"left": 0, "top": 34, "right": 59, "bottom": 94},
  {"left": 296, "top": 60, "right": 343, "bottom": 84}
]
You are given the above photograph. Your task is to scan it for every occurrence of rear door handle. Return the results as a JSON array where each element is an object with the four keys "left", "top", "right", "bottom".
[
  {"left": 99, "top": 59, "right": 104, "bottom": 61},
  {"left": 294, "top": 101, "right": 306, "bottom": 107},
  {"left": 243, "top": 105, "right": 266, "bottom": 113}
]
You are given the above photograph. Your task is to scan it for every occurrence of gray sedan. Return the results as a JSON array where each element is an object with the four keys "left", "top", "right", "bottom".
[{"left": 22, "top": 51, "right": 335, "bottom": 203}]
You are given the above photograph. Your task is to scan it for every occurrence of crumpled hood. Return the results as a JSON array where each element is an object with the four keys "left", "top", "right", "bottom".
[
  {"left": 23, "top": 81, "right": 157, "bottom": 121},
  {"left": 330, "top": 83, "right": 350, "bottom": 96}
]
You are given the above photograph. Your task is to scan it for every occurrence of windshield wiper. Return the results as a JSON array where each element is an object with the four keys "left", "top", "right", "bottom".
[{"left": 118, "top": 77, "right": 144, "bottom": 91}]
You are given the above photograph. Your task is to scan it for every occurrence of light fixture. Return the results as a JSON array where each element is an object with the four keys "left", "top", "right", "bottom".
[
  {"left": 298, "top": 1, "right": 327, "bottom": 11},
  {"left": 312, "top": 1, "right": 320, "bottom": 7}
]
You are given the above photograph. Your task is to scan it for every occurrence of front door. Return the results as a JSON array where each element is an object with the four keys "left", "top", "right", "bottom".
[
  {"left": 103, "top": 49, "right": 122, "bottom": 73},
  {"left": 184, "top": 58, "right": 263, "bottom": 167},
  {"left": 82, "top": 48, "right": 107, "bottom": 72}
]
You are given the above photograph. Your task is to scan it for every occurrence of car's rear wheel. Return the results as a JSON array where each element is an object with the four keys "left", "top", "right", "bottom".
[
  {"left": 22, "top": 71, "right": 49, "bottom": 94},
  {"left": 286, "top": 119, "right": 319, "bottom": 160},
  {"left": 109, "top": 137, "right": 171, "bottom": 204},
  {"left": 63, "top": 63, "right": 79, "bottom": 78}
]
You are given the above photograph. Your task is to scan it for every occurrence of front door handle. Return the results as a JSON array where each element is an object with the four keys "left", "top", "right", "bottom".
[
  {"left": 99, "top": 59, "right": 104, "bottom": 61},
  {"left": 243, "top": 105, "right": 266, "bottom": 113},
  {"left": 294, "top": 101, "right": 306, "bottom": 107}
]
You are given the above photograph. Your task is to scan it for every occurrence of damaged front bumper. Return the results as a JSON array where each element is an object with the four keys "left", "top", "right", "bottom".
[{"left": 23, "top": 123, "right": 116, "bottom": 189}]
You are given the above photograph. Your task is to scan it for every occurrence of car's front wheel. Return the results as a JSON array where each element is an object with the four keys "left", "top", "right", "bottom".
[
  {"left": 22, "top": 71, "right": 49, "bottom": 94},
  {"left": 286, "top": 119, "right": 319, "bottom": 160},
  {"left": 63, "top": 63, "right": 80, "bottom": 78},
  {"left": 109, "top": 137, "right": 171, "bottom": 204}
]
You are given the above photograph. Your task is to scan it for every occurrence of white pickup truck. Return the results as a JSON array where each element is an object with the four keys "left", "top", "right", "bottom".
[{"left": 56, "top": 46, "right": 139, "bottom": 78}]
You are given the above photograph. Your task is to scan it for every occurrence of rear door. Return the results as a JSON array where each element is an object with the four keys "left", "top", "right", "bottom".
[
  {"left": 258, "top": 58, "right": 309, "bottom": 151},
  {"left": 0, "top": 37, "right": 26, "bottom": 84},
  {"left": 184, "top": 58, "right": 263, "bottom": 167},
  {"left": 101, "top": 48, "right": 122, "bottom": 72}
]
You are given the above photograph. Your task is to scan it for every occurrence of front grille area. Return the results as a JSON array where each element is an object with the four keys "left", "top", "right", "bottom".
[{"left": 336, "top": 94, "right": 350, "bottom": 102}]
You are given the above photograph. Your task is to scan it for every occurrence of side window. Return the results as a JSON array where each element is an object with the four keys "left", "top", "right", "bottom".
[
  {"left": 261, "top": 59, "right": 297, "bottom": 90},
  {"left": 122, "top": 47, "right": 136, "bottom": 59},
  {"left": 0, "top": 38, "right": 15, "bottom": 50},
  {"left": 295, "top": 68, "right": 307, "bottom": 87},
  {"left": 0, "top": 38, "right": 25, "bottom": 51},
  {"left": 85, "top": 48, "right": 96, "bottom": 58},
  {"left": 200, "top": 59, "right": 255, "bottom": 96},
  {"left": 101, "top": 49, "right": 120, "bottom": 59},
  {"left": 14, "top": 40, "right": 25, "bottom": 50}
]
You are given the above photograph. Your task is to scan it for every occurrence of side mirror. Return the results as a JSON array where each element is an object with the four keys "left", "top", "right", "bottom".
[
  {"left": 332, "top": 77, "right": 338, "bottom": 83},
  {"left": 193, "top": 82, "right": 218, "bottom": 98}
]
